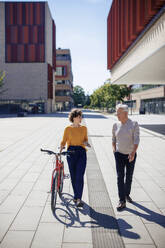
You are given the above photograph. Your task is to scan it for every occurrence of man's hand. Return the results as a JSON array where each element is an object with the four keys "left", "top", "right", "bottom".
[
  {"left": 112, "top": 142, "right": 116, "bottom": 153},
  {"left": 128, "top": 152, "right": 135, "bottom": 162}
]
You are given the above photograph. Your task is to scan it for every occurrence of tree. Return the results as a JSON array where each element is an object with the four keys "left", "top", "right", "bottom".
[
  {"left": 73, "top": 85, "right": 86, "bottom": 107},
  {"left": 90, "top": 80, "right": 131, "bottom": 110},
  {"left": 85, "top": 94, "right": 91, "bottom": 106},
  {"left": 0, "top": 70, "right": 5, "bottom": 94}
]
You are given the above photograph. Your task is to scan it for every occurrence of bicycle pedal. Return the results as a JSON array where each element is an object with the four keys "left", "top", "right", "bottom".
[{"left": 64, "top": 174, "right": 70, "bottom": 179}]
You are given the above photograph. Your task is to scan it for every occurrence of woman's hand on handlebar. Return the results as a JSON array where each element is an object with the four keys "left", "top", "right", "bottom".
[
  {"left": 60, "top": 145, "right": 65, "bottom": 153},
  {"left": 83, "top": 141, "right": 91, "bottom": 148}
]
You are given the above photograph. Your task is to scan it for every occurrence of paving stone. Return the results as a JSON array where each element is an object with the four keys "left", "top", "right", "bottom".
[
  {"left": 130, "top": 188, "right": 152, "bottom": 202},
  {"left": 0, "top": 195, "right": 26, "bottom": 214},
  {"left": 62, "top": 243, "right": 93, "bottom": 248},
  {"left": 31, "top": 223, "right": 64, "bottom": 248},
  {"left": 0, "top": 230, "right": 34, "bottom": 248},
  {"left": 33, "top": 179, "right": 50, "bottom": 192},
  {"left": 63, "top": 226, "right": 92, "bottom": 243},
  {"left": 40, "top": 203, "right": 59, "bottom": 223},
  {"left": 21, "top": 173, "right": 39, "bottom": 183},
  {"left": 0, "top": 213, "right": 15, "bottom": 241},
  {"left": 0, "top": 167, "right": 16, "bottom": 181},
  {"left": 0, "top": 190, "right": 9, "bottom": 204},
  {"left": 24, "top": 190, "right": 48, "bottom": 207},
  {"left": 11, "top": 181, "right": 34, "bottom": 196},
  {"left": 116, "top": 215, "right": 154, "bottom": 244},
  {"left": 8, "top": 169, "right": 27, "bottom": 179},
  {"left": 125, "top": 244, "right": 156, "bottom": 248},
  {"left": 0, "top": 179, "right": 19, "bottom": 191},
  {"left": 146, "top": 223, "right": 165, "bottom": 248},
  {"left": 10, "top": 206, "right": 43, "bottom": 231},
  {"left": 133, "top": 201, "right": 165, "bottom": 225}
]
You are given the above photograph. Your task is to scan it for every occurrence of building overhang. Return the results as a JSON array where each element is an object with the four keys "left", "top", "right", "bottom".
[{"left": 111, "top": 9, "right": 165, "bottom": 85}]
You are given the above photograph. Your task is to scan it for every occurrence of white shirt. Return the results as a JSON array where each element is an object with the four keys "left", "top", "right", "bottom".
[{"left": 112, "top": 118, "right": 140, "bottom": 154}]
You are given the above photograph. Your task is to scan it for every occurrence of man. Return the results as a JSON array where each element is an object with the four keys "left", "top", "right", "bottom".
[{"left": 112, "top": 104, "right": 140, "bottom": 211}]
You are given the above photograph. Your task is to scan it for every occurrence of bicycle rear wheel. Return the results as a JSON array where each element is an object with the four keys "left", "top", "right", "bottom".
[
  {"left": 51, "top": 172, "right": 58, "bottom": 212},
  {"left": 59, "top": 167, "right": 64, "bottom": 196}
]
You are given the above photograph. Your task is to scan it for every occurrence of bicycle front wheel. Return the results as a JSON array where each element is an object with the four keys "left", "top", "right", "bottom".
[{"left": 51, "top": 172, "right": 58, "bottom": 212}]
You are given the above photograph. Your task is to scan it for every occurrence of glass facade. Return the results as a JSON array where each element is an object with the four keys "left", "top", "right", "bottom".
[
  {"left": 141, "top": 97, "right": 165, "bottom": 114},
  {"left": 132, "top": 85, "right": 164, "bottom": 93},
  {"left": 0, "top": 100, "right": 45, "bottom": 114}
]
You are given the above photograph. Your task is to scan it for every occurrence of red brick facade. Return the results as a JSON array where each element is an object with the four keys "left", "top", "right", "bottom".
[
  {"left": 5, "top": 2, "right": 45, "bottom": 63},
  {"left": 107, "top": 0, "right": 165, "bottom": 70}
]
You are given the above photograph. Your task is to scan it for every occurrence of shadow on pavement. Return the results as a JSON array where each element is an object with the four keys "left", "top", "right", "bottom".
[
  {"left": 83, "top": 113, "right": 107, "bottom": 119},
  {"left": 126, "top": 202, "right": 165, "bottom": 228},
  {"left": 27, "top": 111, "right": 107, "bottom": 119},
  {"left": 0, "top": 110, "right": 108, "bottom": 119},
  {"left": 53, "top": 193, "right": 140, "bottom": 239},
  {"left": 28, "top": 112, "right": 70, "bottom": 118},
  {"left": 140, "top": 124, "right": 165, "bottom": 135}
]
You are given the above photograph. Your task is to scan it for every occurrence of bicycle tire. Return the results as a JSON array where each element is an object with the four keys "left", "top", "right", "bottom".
[
  {"left": 59, "top": 167, "right": 64, "bottom": 196},
  {"left": 51, "top": 172, "right": 58, "bottom": 212}
]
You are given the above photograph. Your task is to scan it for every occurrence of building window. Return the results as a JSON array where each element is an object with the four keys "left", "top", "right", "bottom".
[
  {"left": 124, "top": 100, "right": 136, "bottom": 109},
  {"left": 56, "top": 81, "right": 62, "bottom": 84},
  {"left": 56, "top": 66, "right": 67, "bottom": 76},
  {"left": 56, "top": 67, "right": 62, "bottom": 76},
  {"left": 56, "top": 54, "right": 71, "bottom": 61}
]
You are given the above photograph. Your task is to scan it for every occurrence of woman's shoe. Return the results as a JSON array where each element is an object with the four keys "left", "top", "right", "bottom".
[
  {"left": 126, "top": 195, "right": 133, "bottom": 203},
  {"left": 117, "top": 201, "right": 126, "bottom": 211},
  {"left": 76, "top": 199, "right": 84, "bottom": 208},
  {"left": 73, "top": 198, "right": 77, "bottom": 203}
]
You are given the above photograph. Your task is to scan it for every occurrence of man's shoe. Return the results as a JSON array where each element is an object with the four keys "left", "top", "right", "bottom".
[
  {"left": 126, "top": 195, "right": 133, "bottom": 203},
  {"left": 117, "top": 201, "right": 126, "bottom": 211}
]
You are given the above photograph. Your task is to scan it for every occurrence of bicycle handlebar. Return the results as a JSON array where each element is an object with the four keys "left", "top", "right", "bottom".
[{"left": 40, "top": 148, "right": 74, "bottom": 156}]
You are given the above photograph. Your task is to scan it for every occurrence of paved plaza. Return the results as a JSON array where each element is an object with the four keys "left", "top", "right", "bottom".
[{"left": 0, "top": 111, "right": 165, "bottom": 248}]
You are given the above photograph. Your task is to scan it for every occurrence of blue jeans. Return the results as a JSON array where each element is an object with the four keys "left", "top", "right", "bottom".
[
  {"left": 67, "top": 146, "right": 87, "bottom": 200},
  {"left": 114, "top": 151, "right": 136, "bottom": 203}
]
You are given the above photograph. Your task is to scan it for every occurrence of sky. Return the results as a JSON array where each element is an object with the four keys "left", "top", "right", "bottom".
[
  {"left": 50, "top": 0, "right": 112, "bottom": 94},
  {"left": 5, "top": 0, "right": 113, "bottom": 94}
]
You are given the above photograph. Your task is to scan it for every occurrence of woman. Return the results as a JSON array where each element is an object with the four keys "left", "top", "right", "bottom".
[{"left": 60, "top": 109, "right": 91, "bottom": 207}]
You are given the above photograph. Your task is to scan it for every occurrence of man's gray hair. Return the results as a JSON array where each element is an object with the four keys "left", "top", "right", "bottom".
[{"left": 116, "top": 104, "right": 128, "bottom": 112}]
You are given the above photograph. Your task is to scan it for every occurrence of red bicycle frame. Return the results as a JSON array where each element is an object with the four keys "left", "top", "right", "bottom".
[{"left": 51, "top": 155, "right": 64, "bottom": 192}]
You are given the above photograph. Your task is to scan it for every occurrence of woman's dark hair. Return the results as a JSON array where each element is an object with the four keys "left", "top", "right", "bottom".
[{"left": 69, "top": 109, "right": 82, "bottom": 123}]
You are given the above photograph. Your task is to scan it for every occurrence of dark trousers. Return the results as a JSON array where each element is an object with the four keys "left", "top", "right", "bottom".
[
  {"left": 67, "top": 146, "right": 87, "bottom": 200},
  {"left": 114, "top": 151, "right": 136, "bottom": 203}
]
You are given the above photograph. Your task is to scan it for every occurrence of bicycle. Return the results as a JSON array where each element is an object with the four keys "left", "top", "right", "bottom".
[{"left": 40, "top": 148, "right": 73, "bottom": 212}]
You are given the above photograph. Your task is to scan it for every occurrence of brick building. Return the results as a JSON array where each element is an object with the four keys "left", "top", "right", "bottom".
[
  {"left": 0, "top": 1, "right": 56, "bottom": 114},
  {"left": 55, "top": 48, "right": 74, "bottom": 111}
]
